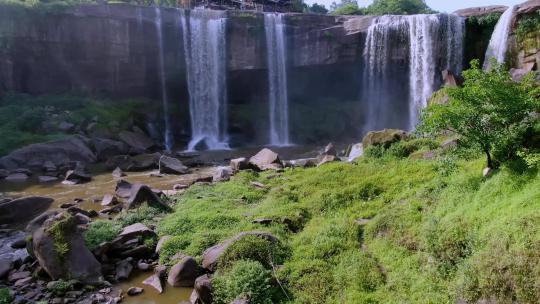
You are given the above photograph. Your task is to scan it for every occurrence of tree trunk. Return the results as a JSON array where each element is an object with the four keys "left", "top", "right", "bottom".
[{"left": 485, "top": 149, "right": 493, "bottom": 169}]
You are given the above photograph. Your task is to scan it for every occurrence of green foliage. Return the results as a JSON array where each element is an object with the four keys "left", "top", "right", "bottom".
[
  {"left": 0, "top": 288, "right": 12, "bottom": 304},
  {"left": 364, "top": 137, "right": 438, "bottom": 159},
  {"left": 213, "top": 260, "right": 277, "bottom": 304},
  {"left": 47, "top": 279, "right": 73, "bottom": 296},
  {"left": 307, "top": 3, "right": 328, "bottom": 14},
  {"left": 365, "top": 0, "right": 433, "bottom": 15},
  {"left": 83, "top": 220, "right": 122, "bottom": 251},
  {"left": 48, "top": 214, "right": 77, "bottom": 261},
  {"left": 466, "top": 12, "right": 503, "bottom": 28},
  {"left": 218, "top": 235, "right": 289, "bottom": 270},
  {"left": 516, "top": 10, "right": 540, "bottom": 42},
  {"left": 419, "top": 60, "right": 540, "bottom": 168},
  {"left": 118, "top": 204, "right": 167, "bottom": 227},
  {"left": 331, "top": 2, "right": 363, "bottom": 15},
  {"left": 0, "top": 93, "right": 150, "bottom": 156}
]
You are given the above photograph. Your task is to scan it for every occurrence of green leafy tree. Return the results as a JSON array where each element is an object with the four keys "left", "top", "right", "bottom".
[
  {"left": 330, "top": 0, "right": 364, "bottom": 15},
  {"left": 366, "top": 0, "right": 433, "bottom": 15},
  {"left": 419, "top": 59, "right": 540, "bottom": 169},
  {"left": 308, "top": 3, "right": 328, "bottom": 14}
]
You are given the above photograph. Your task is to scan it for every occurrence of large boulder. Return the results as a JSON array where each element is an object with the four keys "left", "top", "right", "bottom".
[
  {"left": 159, "top": 156, "right": 189, "bottom": 175},
  {"left": 201, "top": 231, "right": 278, "bottom": 272},
  {"left": 362, "top": 129, "right": 408, "bottom": 149},
  {"left": 0, "top": 197, "right": 54, "bottom": 225},
  {"left": 63, "top": 163, "right": 92, "bottom": 184},
  {"left": 118, "top": 131, "right": 156, "bottom": 153},
  {"left": 516, "top": 0, "right": 540, "bottom": 14},
  {"left": 213, "top": 167, "right": 232, "bottom": 183},
  {"left": 230, "top": 157, "right": 249, "bottom": 172},
  {"left": 0, "top": 136, "right": 96, "bottom": 170},
  {"left": 125, "top": 184, "right": 172, "bottom": 211},
  {"left": 92, "top": 138, "right": 129, "bottom": 162},
  {"left": 167, "top": 256, "right": 201, "bottom": 287},
  {"left": 192, "top": 274, "right": 213, "bottom": 304},
  {"left": 31, "top": 213, "right": 103, "bottom": 284},
  {"left": 248, "top": 149, "right": 283, "bottom": 171}
]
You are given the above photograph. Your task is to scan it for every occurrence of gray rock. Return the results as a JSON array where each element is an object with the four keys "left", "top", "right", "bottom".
[
  {"left": 142, "top": 273, "right": 163, "bottom": 293},
  {"left": 32, "top": 213, "right": 103, "bottom": 284},
  {"left": 115, "top": 180, "right": 133, "bottom": 199},
  {"left": 0, "top": 257, "right": 13, "bottom": 279},
  {"left": 453, "top": 5, "right": 508, "bottom": 17},
  {"left": 212, "top": 166, "right": 232, "bottom": 183},
  {"left": 5, "top": 173, "right": 29, "bottom": 182},
  {"left": 93, "top": 138, "right": 129, "bottom": 161},
  {"left": 248, "top": 148, "right": 282, "bottom": 171},
  {"left": 112, "top": 167, "right": 126, "bottom": 178},
  {"left": 167, "top": 256, "right": 201, "bottom": 287},
  {"left": 38, "top": 175, "right": 58, "bottom": 183},
  {"left": 101, "top": 194, "right": 118, "bottom": 206},
  {"left": 125, "top": 184, "right": 171, "bottom": 211},
  {"left": 0, "top": 136, "right": 96, "bottom": 171},
  {"left": 193, "top": 274, "right": 213, "bottom": 304},
  {"left": 119, "top": 131, "right": 156, "bottom": 152},
  {"left": 155, "top": 235, "right": 171, "bottom": 254},
  {"left": 115, "top": 258, "right": 133, "bottom": 281},
  {"left": 323, "top": 142, "right": 337, "bottom": 156},
  {"left": 230, "top": 157, "right": 249, "bottom": 172},
  {"left": 0, "top": 196, "right": 54, "bottom": 225},
  {"left": 126, "top": 287, "right": 143, "bottom": 296},
  {"left": 63, "top": 163, "right": 92, "bottom": 184},
  {"left": 159, "top": 156, "right": 189, "bottom": 175}
]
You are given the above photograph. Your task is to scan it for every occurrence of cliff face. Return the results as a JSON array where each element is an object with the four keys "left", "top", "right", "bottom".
[{"left": 0, "top": 4, "right": 364, "bottom": 97}]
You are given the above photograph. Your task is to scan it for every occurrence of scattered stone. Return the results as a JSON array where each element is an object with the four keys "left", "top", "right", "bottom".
[
  {"left": 284, "top": 158, "right": 317, "bottom": 168},
  {"left": 441, "top": 139, "right": 458, "bottom": 150},
  {"left": 100, "top": 205, "right": 122, "bottom": 215},
  {"left": 115, "top": 180, "right": 133, "bottom": 199},
  {"left": 173, "top": 184, "right": 189, "bottom": 190},
  {"left": 323, "top": 143, "right": 337, "bottom": 156},
  {"left": 248, "top": 148, "right": 283, "bottom": 171},
  {"left": 193, "top": 274, "right": 213, "bottom": 304},
  {"left": 483, "top": 167, "right": 494, "bottom": 178},
  {"left": 115, "top": 258, "right": 133, "bottom": 281},
  {"left": 5, "top": 173, "right": 29, "bottom": 182},
  {"left": 14, "top": 276, "right": 33, "bottom": 287},
  {"left": 354, "top": 218, "right": 371, "bottom": 225},
  {"left": 167, "top": 256, "right": 201, "bottom": 287},
  {"left": 250, "top": 181, "right": 266, "bottom": 189},
  {"left": 125, "top": 184, "right": 171, "bottom": 211},
  {"left": 252, "top": 218, "right": 272, "bottom": 225},
  {"left": 159, "top": 156, "right": 189, "bottom": 175},
  {"left": 230, "top": 157, "right": 249, "bottom": 172},
  {"left": 0, "top": 196, "right": 54, "bottom": 225},
  {"left": 0, "top": 258, "right": 13, "bottom": 279},
  {"left": 60, "top": 203, "right": 75, "bottom": 209},
  {"left": 126, "top": 287, "right": 144, "bottom": 296},
  {"left": 101, "top": 195, "right": 118, "bottom": 207},
  {"left": 213, "top": 166, "right": 232, "bottom": 183},
  {"left": 143, "top": 273, "right": 163, "bottom": 293},
  {"left": 131, "top": 153, "right": 161, "bottom": 171},
  {"left": 10, "top": 237, "right": 27, "bottom": 249},
  {"left": 112, "top": 167, "right": 126, "bottom": 178},
  {"left": 137, "top": 260, "right": 151, "bottom": 271},
  {"left": 231, "top": 296, "right": 251, "bottom": 304},
  {"left": 317, "top": 154, "right": 339, "bottom": 167},
  {"left": 38, "top": 175, "right": 58, "bottom": 183},
  {"left": 43, "top": 160, "right": 57, "bottom": 172},
  {"left": 93, "top": 138, "right": 129, "bottom": 162},
  {"left": 347, "top": 143, "right": 364, "bottom": 162},
  {"left": 9, "top": 270, "right": 31, "bottom": 282},
  {"left": 119, "top": 131, "right": 156, "bottom": 152},
  {"left": 119, "top": 223, "right": 156, "bottom": 240},
  {"left": 63, "top": 163, "right": 92, "bottom": 184}
]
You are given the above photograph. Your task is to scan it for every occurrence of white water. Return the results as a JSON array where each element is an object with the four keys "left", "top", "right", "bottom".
[
  {"left": 181, "top": 9, "right": 229, "bottom": 151},
  {"left": 363, "top": 14, "right": 465, "bottom": 131},
  {"left": 265, "top": 13, "right": 290, "bottom": 146},
  {"left": 155, "top": 7, "right": 173, "bottom": 151},
  {"left": 484, "top": 5, "right": 515, "bottom": 69}
]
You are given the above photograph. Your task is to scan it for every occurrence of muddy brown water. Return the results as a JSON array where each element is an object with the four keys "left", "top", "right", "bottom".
[{"left": 119, "top": 271, "right": 192, "bottom": 304}]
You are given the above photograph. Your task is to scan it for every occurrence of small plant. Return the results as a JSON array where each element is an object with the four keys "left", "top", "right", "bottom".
[
  {"left": 213, "top": 260, "right": 277, "bottom": 304},
  {"left": 47, "top": 279, "right": 73, "bottom": 297},
  {"left": 0, "top": 288, "right": 12, "bottom": 304},
  {"left": 83, "top": 220, "right": 122, "bottom": 251},
  {"left": 48, "top": 214, "right": 77, "bottom": 261},
  {"left": 515, "top": 11, "right": 540, "bottom": 42},
  {"left": 218, "top": 235, "right": 289, "bottom": 270}
]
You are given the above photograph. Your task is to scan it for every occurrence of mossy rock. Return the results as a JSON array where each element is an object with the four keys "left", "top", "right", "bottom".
[{"left": 362, "top": 129, "right": 408, "bottom": 149}]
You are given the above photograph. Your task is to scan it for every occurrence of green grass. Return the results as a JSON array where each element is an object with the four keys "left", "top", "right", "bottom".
[
  {"left": 0, "top": 288, "right": 12, "bottom": 304},
  {"left": 153, "top": 145, "right": 540, "bottom": 303},
  {"left": 0, "top": 93, "right": 155, "bottom": 155}
]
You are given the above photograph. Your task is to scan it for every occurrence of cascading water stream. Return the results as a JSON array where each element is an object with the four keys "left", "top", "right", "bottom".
[
  {"left": 484, "top": 5, "right": 516, "bottom": 69},
  {"left": 363, "top": 14, "right": 465, "bottom": 132},
  {"left": 265, "top": 13, "right": 290, "bottom": 146},
  {"left": 181, "top": 9, "right": 229, "bottom": 151},
  {"left": 154, "top": 7, "right": 173, "bottom": 151}
]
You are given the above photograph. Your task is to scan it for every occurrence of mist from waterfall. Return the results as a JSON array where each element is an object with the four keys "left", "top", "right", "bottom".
[
  {"left": 363, "top": 14, "right": 465, "bottom": 132},
  {"left": 155, "top": 7, "right": 173, "bottom": 151},
  {"left": 265, "top": 13, "right": 290, "bottom": 146},
  {"left": 181, "top": 9, "right": 229, "bottom": 151},
  {"left": 484, "top": 5, "right": 515, "bottom": 69}
]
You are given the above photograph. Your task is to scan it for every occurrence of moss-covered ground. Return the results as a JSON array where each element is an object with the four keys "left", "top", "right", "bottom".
[{"left": 153, "top": 149, "right": 540, "bottom": 303}]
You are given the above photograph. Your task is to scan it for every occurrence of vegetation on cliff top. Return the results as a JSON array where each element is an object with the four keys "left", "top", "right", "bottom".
[{"left": 331, "top": 0, "right": 433, "bottom": 16}]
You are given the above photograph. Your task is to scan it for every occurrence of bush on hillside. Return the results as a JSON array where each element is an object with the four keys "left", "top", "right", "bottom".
[
  {"left": 419, "top": 60, "right": 540, "bottom": 169},
  {"left": 213, "top": 260, "right": 277, "bottom": 304},
  {"left": 84, "top": 220, "right": 122, "bottom": 251},
  {"left": 0, "top": 288, "right": 12, "bottom": 304},
  {"left": 218, "top": 235, "right": 289, "bottom": 271}
]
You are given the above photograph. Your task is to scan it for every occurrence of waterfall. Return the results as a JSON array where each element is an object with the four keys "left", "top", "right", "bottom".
[
  {"left": 363, "top": 14, "right": 465, "bottom": 131},
  {"left": 155, "top": 7, "right": 173, "bottom": 151},
  {"left": 181, "top": 9, "right": 229, "bottom": 151},
  {"left": 484, "top": 6, "right": 516, "bottom": 69},
  {"left": 265, "top": 13, "right": 290, "bottom": 146}
]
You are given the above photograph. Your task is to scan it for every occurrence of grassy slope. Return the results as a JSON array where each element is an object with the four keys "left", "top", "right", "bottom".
[{"left": 157, "top": 155, "right": 540, "bottom": 304}]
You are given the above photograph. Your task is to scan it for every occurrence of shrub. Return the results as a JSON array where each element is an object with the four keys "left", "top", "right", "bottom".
[
  {"left": 516, "top": 11, "right": 540, "bottom": 42},
  {"left": 218, "top": 235, "right": 289, "bottom": 271},
  {"left": 387, "top": 138, "right": 438, "bottom": 158},
  {"left": 213, "top": 260, "right": 277, "bottom": 304},
  {"left": 0, "top": 288, "right": 12, "bottom": 304},
  {"left": 118, "top": 205, "right": 167, "bottom": 227},
  {"left": 419, "top": 60, "right": 540, "bottom": 168},
  {"left": 47, "top": 279, "right": 73, "bottom": 296},
  {"left": 84, "top": 220, "right": 121, "bottom": 251}
]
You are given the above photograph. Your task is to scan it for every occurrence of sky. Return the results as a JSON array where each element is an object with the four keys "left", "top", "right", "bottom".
[{"left": 306, "top": 0, "right": 525, "bottom": 12}]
